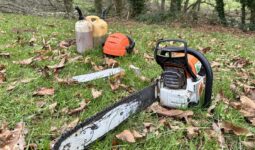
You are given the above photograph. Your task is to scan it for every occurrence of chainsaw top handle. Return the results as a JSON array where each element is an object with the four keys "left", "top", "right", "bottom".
[
  {"left": 155, "top": 39, "right": 197, "bottom": 81},
  {"left": 154, "top": 39, "right": 213, "bottom": 108}
]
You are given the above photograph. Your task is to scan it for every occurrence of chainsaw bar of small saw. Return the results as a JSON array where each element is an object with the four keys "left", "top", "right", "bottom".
[{"left": 53, "top": 83, "right": 157, "bottom": 150}]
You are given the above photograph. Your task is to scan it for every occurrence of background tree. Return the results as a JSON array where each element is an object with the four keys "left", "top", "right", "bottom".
[
  {"left": 247, "top": 0, "right": 255, "bottom": 25},
  {"left": 215, "top": 0, "right": 227, "bottom": 25},
  {"left": 128, "top": 0, "right": 146, "bottom": 17},
  {"left": 170, "top": 0, "right": 182, "bottom": 17},
  {"left": 94, "top": 0, "right": 103, "bottom": 15},
  {"left": 161, "top": 0, "right": 165, "bottom": 12},
  {"left": 113, "top": 0, "right": 123, "bottom": 17}
]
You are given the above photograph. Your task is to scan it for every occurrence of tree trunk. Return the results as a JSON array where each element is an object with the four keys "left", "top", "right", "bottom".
[
  {"left": 241, "top": 2, "right": 246, "bottom": 25},
  {"left": 170, "top": 0, "right": 182, "bottom": 17},
  {"left": 114, "top": 0, "right": 123, "bottom": 17},
  {"left": 0, "top": 0, "right": 73, "bottom": 15},
  {"left": 161, "top": 0, "right": 165, "bottom": 11},
  {"left": 215, "top": 0, "right": 227, "bottom": 25},
  {"left": 95, "top": 0, "right": 103, "bottom": 15},
  {"left": 250, "top": 7, "right": 255, "bottom": 25},
  {"left": 183, "top": 0, "right": 189, "bottom": 13}
]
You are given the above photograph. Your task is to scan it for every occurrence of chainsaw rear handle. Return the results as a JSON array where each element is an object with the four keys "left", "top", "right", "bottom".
[
  {"left": 126, "top": 36, "right": 135, "bottom": 53},
  {"left": 155, "top": 39, "right": 197, "bottom": 81},
  {"left": 154, "top": 40, "right": 213, "bottom": 108}
]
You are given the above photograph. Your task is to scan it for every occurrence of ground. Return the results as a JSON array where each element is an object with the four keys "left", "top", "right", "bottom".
[{"left": 0, "top": 13, "right": 255, "bottom": 149}]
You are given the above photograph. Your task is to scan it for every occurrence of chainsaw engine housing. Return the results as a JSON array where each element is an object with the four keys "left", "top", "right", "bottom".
[{"left": 154, "top": 39, "right": 212, "bottom": 108}]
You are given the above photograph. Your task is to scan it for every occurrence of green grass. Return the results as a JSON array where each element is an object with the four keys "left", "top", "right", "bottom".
[{"left": 0, "top": 13, "right": 255, "bottom": 149}]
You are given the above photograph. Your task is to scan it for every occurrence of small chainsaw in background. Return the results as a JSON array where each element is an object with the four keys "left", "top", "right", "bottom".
[{"left": 53, "top": 39, "right": 213, "bottom": 150}]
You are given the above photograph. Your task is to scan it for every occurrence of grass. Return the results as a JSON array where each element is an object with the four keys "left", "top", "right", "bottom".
[{"left": 0, "top": 13, "right": 255, "bottom": 150}]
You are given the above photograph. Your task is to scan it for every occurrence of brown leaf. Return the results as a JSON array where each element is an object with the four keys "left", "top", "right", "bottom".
[
  {"left": 150, "top": 102, "right": 193, "bottom": 119},
  {"left": 211, "top": 61, "right": 221, "bottom": 68},
  {"left": 67, "top": 118, "right": 79, "bottom": 129},
  {"left": 104, "top": 57, "right": 119, "bottom": 68},
  {"left": 0, "top": 73, "right": 6, "bottom": 84},
  {"left": 109, "top": 71, "right": 125, "bottom": 91},
  {"left": 116, "top": 130, "right": 136, "bottom": 143},
  {"left": 219, "top": 121, "right": 251, "bottom": 136},
  {"left": 186, "top": 126, "right": 199, "bottom": 139},
  {"left": 110, "top": 80, "right": 121, "bottom": 91},
  {"left": 200, "top": 47, "right": 211, "bottom": 54},
  {"left": 212, "top": 122, "right": 225, "bottom": 148},
  {"left": 144, "top": 53, "right": 154, "bottom": 62},
  {"left": 229, "top": 57, "right": 250, "bottom": 68},
  {"left": 240, "top": 96, "right": 255, "bottom": 109},
  {"left": 69, "top": 56, "right": 83, "bottom": 63},
  {"left": 91, "top": 88, "right": 102, "bottom": 99},
  {"left": 132, "top": 130, "right": 143, "bottom": 139},
  {"left": 68, "top": 100, "right": 89, "bottom": 115},
  {"left": 242, "top": 141, "right": 255, "bottom": 149},
  {"left": 29, "top": 34, "right": 36, "bottom": 46},
  {"left": 47, "top": 57, "right": 66, "bottom": 69},
  {"left": 139, "top": 75, "right": 150, "bottom": 82},
  {"left": 0, "top": 64, "right": 5, "bottom": 71},
  {"left": 13, "top": 57, "right": 34, "bottom": 65},
  {"left": 7, "top": 78, "right": 35, "bottom": 91},
  {"left": 91, "top": 61, "right": 104, "bottom": 71},
  {"left": 0, "top": 122, "right": 27, "bottom": 150},
  {"left": 33, "top": 87, "right": 55, "bottom": 96},
  {"left": 54, "top": 75, "right": 77, "bottom": 85},
  {"left": 26, "top": 143, "right": 38, "bottom": 150},
  {"left": 49, "top": 102, "right": 58, "bottom": 114},
  {"left": 0, "top": 52, "right": 10, "bottom": 58},
  {"left": 59, "top": 39, "right": 75, "bottom": 49}
]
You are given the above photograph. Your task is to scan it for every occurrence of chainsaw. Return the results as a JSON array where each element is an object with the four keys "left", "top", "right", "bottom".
[{"left": 53, "top": 39, "right": 213, "bottom": 150}]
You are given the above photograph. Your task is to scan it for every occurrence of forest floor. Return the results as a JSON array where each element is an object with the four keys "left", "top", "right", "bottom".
[{"left": 0, "top": 13, "right": 255, "bottom": 149}]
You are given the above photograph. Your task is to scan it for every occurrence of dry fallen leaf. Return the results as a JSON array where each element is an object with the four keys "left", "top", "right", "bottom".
[
  {"left": 116, "top": 130, "right": 136, "bottom": 143},
  {"left": 68, "top": 100, "right": 89, "bottom": 115},
  {"left": 211, "top": 61, "right": 221, "bottom": 68},
  {"left": 0, "top": 122, "right": 27, "bottom": 150},
  {"left": 91, "top": 88, "right": 102, "bottom": 99},
  {"left": 212, "top": 122, "right": 225, "bottom": 148},
  {"left": 91, "top": 61, "right": 104, "bottom": 71},
  {"left": 219, "top": 121, "right": 251, "bottom": 136},
  {"left": 0, "top": 52, "right": 10, "bottom": 58},
  {"left": 49, "top": 102, "right": 58, "bottom": 114},
  {"left": 150, "top": 102, "right": 193, "bottom": 119},
  {"left": 67, "top": 118, "right": 79, "bottom": 129},
  {"left": 54, "top": 75, "right": 77, "bottom": 85},
  {"left": 242, "top": 141, "right": 255, "bottom": 149},
  {"left": 109, "top": 71, "right": 125, "bottom": 91},
  {"left": 104, "top": 57, "right": 119, "bottom": 68},
  {"left": 69, "top": 56, "right": 83, "bottom": 63},
  {"left": 0, "top": 64, "right": 5, "bottom": 71},
  {"left": 229, "top": 57, "right": 250, "bottom": 68},
  {"left": 139, "top": 75, "right": 150, "bottom": 82},
  {"left": 59, "top": 39, "right": 75, "bottom": 49},
  {"left": 186, "top": 126, "right": 199, "bottom": 139},
  {"left": 33, "top": 87, "right": 55, "bottom": 96},
  {"left": 29, "top": 34, "right": 36, "bottom": 46},
  {"left": 132, "top": 130, "right": 143, "bottom": 139},
  {"left": 144, "top": 53, "right": 154, "bottom": 62},
  {"left": 0, "top": 72, "right": 6, "bottom": 84},
  {"left": 47, "top": 57, "right": 66, "bottom": 69},
  {"left": 200, "top": 47, "right": 211, "bottom": 54},
  {"left": 13, "top": 57, "right": 34, "bottom": 65}
]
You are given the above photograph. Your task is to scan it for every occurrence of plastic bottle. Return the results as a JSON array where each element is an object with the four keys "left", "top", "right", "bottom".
[
  {"left": 75, "top": 7, "right": 93, "bottom": 54},
  {"left": 86, "top": 16, "right": 108, "bottom": 48}
]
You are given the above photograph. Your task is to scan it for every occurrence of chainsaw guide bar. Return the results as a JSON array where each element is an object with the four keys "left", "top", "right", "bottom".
[{"left": 53, "top": 83, "right": 157, "bottom": 150}]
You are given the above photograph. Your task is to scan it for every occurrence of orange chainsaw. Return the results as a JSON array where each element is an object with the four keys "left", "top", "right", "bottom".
[{"left": 53, "top": 39, "right": 213, "bottom": 150}]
